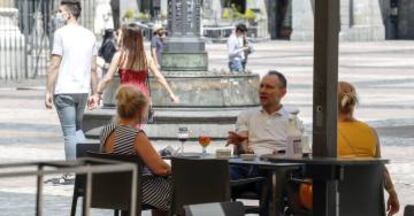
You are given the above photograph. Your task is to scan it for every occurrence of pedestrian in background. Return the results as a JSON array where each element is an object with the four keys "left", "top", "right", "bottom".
[
  {"left": 151, "top": 24, "right": 166, "bottom": 68},
  {"left": 45, "top": 0, "right": 98, "bottom": 180},
  {"left": 89, "top": 23, "right": 179, "bottom": 127},
  {"left": 227, "top": 23, "right": 250, "bottom": 72},
  {"left": 97, "top": 28, "right": 118, "bottom": 77}
]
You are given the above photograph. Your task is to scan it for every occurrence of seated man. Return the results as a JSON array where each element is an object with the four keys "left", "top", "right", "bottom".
[{"left": 227, "top": 70, "right": 290, "bottom": 180}]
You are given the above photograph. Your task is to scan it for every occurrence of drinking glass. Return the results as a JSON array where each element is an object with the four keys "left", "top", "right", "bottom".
[
  {"left": 177, "top": 127, "right": 189, "bottom": 154},
  {"left": 198, "top": 130, "right": 211, "bottom": 156}
]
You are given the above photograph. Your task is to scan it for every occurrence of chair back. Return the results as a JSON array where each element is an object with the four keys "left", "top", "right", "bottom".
[
  {"left": 405, "top": 205, "right": 414, "bottom": 216},
  {"left": 184, "top": 201, "right": 244, "bottom": 216},
  {"left": 76, "top": 143, "right": 100, "bottom": 158},
  {"left": 86, "top": 151, "right": 144, "bottom": 214},
  {"left": 171, "top": 157, "right": 231, "bottom": 215},
  {"left": 74, "top": 143, "right": 101, "bottom": 195},
  {"left": 338, "top": 164, "right": 385, "bottom": 216}
]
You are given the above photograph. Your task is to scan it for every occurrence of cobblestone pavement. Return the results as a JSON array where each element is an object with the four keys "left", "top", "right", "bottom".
[{"left": 1, "top": 40, "right": 414, "bottom": 215}]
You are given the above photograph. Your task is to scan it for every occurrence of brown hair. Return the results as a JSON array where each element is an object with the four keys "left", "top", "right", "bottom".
[
  {"left": 338, "top": 81, "right": 358, "bottom": 115},
  {"left": 61, "top": 0, "right": 81, "bottom": 19},
  {"left": 119, "top": 23, "right": 147, "bottom": 70},
  {"left": 115, "top": 84, "right": 148, "bottom": 120}
]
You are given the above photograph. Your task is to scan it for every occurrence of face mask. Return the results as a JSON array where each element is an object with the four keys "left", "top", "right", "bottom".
[{"left": 55, "top": 12, "right": 66, "bottom": 25}]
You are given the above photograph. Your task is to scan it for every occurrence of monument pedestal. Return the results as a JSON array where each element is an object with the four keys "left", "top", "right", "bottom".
[
  {"left": 84, "top": 107, "right": 250, "bottom": 140},
  {"left": 84, "top": 72, "right": 260, "bottom": 140}
]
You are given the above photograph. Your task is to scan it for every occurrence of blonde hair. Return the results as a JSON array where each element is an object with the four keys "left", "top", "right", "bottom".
[
  {"left": 338, "top": 81, "right": 358, "bottom": 115},
  {"left": 115, "top": 84, "right": 148, "bottom": 120}
]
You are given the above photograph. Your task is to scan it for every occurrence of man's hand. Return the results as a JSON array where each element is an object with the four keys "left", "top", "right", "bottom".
[
  {"left": 87, "top": 94, "right": 101, "bottom": 110},
  {"left": 45, "top": 92, "right": 53, "bottom": 109},
  {"left": 387, "top": 189, "right": 400, "bottom": 216},
  {"left": 226, "top": 131, "right": 248, "bottom": 146}
]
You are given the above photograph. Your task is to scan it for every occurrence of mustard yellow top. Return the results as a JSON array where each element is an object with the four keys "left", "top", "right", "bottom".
[{"left": 337, "top": 121, "right": 377, "bottom": 157}]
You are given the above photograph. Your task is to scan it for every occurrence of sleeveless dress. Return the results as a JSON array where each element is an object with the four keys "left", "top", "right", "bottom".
[
  {"left": 337, "top": 121, "right": 377, "bottom": 157},
  {"left": 118, "top": 68, "right": 149, "bottom": 97},
  {"left": 118, "top": 53, "right": 153, "bottom": 98},
  {"left": 100, "top": 123, "right": 172, "bottom": 210}
]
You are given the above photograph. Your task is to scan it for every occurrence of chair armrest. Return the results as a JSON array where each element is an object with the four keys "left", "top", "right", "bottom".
[
  {"left": 290, "top": 177, "right": 311, "bottom": 184},
  {"left": 230, "top": 177, "right": 266, "bottom": 187}
]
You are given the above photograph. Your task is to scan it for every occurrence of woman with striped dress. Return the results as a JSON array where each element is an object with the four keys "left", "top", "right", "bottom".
[{"left": 100, "top": 84, "right": 171, "bottom": 216}]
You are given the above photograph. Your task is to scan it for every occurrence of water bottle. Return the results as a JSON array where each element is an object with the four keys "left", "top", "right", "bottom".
[{"left": 287, "top": 116, "right": 303, "bottom": 158}]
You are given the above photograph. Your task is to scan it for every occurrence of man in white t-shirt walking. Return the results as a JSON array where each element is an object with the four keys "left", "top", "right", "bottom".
[{"left": 45, "top": 0, "right": 98, "bottom": 163}]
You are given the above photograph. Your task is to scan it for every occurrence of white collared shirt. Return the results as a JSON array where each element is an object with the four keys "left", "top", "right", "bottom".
[{"left": 236, "top": 106, "right": 290, "bottom": 155}]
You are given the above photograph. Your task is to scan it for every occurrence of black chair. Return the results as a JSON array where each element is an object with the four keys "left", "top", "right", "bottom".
[
  {"left": 338, "top": 164, "right": 386, "bottom": 216},
  {"left": 405, "top": 205, "right": 414, "bottom": 216},
  {"left": 86, "top": 151, "right": 147, "bottom": 216},
  {"left": 184, "top": 201, "right": 245, "bottom": 216},
  {"left": 70, "top": 143, "right": 100, "bottom": 216},
  {"left": 230, "top": 176, "right": 268, "bottom": 215},
  {"left": 286, "top": 164, "right": 386, "bottom": 216},
  {"left": 171, "top": 157, "right": 231, "bottom": 216},
  {"left": 229, "top": 147, "right": 269, "bottom": 215}
]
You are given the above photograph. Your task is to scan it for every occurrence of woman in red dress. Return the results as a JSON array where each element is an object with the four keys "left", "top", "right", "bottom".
[{"left": 89, "top": 23, "right": 179, "bottom": 110}]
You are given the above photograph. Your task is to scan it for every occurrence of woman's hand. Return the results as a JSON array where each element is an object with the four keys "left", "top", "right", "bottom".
[
  {"left": 170, "top": 94, "right": 180, "bottom": 103},
  {"left": 387, "top": 189, "right": 400, "bottom": 216}
]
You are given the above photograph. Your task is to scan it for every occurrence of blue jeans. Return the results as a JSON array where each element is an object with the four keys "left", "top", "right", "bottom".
[
  {"left": 54, "top": 94, "right": 88, "bottom": 160},
  {"left": 228, "top": 59, "right": 243, "bottom": 72},
  {"left": 230, "top": 164, "right": 263, "bottom": 194},
  {"left": 230, "top": 164, "right": 260, "bottom": 180}
]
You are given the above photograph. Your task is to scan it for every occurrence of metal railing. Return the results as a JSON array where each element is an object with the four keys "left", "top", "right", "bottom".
[
  {"left": 0, "top": 158, "right": 137, "bottom": 216},
  {"left": 0, "top": 0, "right": 95, "bottom": 81}
]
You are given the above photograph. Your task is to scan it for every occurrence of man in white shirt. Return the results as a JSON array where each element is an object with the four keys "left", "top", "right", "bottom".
[
  {"left": 45, "top": 0, "right": 98, "bottom": 163},
  {"left": 227, "top": 71, "right": 289, "bottom": 179},
  {"left": 227, "top": 24, "right": 249, "bottom": 72}
]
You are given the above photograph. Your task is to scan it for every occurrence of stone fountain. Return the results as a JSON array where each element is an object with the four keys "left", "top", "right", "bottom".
[{"left": 83, "top": 0, "right": 260, "bottom": 141}]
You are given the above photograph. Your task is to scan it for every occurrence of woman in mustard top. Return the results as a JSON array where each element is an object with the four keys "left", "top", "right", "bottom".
[{"left": 337, "top": 81, "right": 399, "bottom": 216}]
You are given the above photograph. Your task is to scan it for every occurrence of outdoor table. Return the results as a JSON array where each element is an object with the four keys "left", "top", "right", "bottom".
[{"left": 260, "top": 154, "right": 389, "bottom": 216}]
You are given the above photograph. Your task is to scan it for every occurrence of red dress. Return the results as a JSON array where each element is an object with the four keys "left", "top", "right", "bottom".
[{"left": 118, "top": 68, "right": 149, "bottom": 97}]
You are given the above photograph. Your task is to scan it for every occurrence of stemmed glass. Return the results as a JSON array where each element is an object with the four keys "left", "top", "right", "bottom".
[
  {"left": 177, "top": 127, "right": 189, "bottom": 155},
  {"left": 198, "top": 130, "right": 211, "bottom": 157}
]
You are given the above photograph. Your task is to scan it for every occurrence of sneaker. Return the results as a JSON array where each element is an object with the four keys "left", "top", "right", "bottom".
[
  {"left": 61, "top": 174, "right": 75, "bottom": 185},
  {"left": 44, "top": 174, "right": 75, "bottom": 185}
]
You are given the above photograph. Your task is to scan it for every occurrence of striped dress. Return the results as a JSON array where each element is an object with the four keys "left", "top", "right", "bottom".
[{"left": 100, "top": 123, "right": 172, "bottom": 211}]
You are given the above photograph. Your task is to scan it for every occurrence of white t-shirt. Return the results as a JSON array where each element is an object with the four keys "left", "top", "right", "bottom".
[
  {"left": 227, "top": 33, "right": 245, "bottom": 61},
  {"left": 236, "top": 106, "right": 290, "bottom": 155},
  {"left": 52, "top": 24, "right": 97, "bottom": 94}
]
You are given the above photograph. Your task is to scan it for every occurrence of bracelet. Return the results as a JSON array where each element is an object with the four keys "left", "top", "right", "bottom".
[{"left": 97, "top": 91, "right": 103, "bottom": 95}]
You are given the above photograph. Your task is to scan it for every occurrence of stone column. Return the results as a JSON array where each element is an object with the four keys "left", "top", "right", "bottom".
[
  {"left": 398, "top": 0, "right": 414, "bottom": 39},
  {"left": 291, "top": 0, "right": 385, "bottom": 41},
  {"left": 340, "top": 0, "right": 351, "bottom": 31},
  {"left": 290, "top": 0, "right": 314, "bottom": 41},
  {"left": 340, "top": 0, "right": 385, "bottom": 41},
  {"left": 161, "top": 0, "right": 207, "bottom": 71},
  {"left": 0, "top": 8, "right": 25, "bottom": 79}
]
